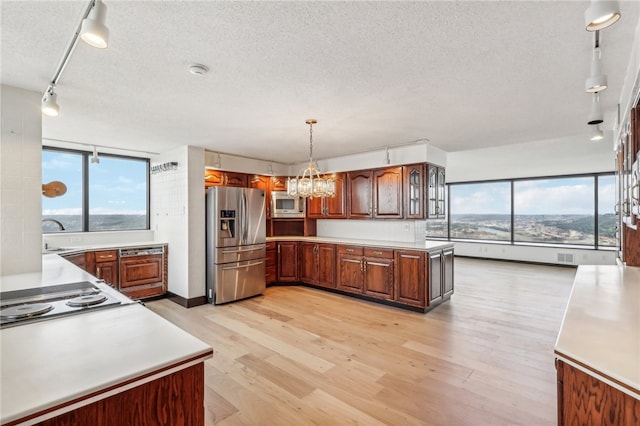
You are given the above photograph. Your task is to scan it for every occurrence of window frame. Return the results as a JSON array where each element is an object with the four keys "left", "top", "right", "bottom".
[
  {"left": 440, "top": 172, "right": 615, "bottom": 250},
  {"left": 42, "top": 146, "right": 150, "bottom": 233}
]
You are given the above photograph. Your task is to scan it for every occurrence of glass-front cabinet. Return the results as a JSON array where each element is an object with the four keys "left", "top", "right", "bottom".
[
  {"left": 427, "top": 164, "right": 446, "bottom": 219},
  {"left": 403, "top": 164, "right": 425, "bottom": 219}
]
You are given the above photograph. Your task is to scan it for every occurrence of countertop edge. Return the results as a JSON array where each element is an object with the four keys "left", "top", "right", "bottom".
[{"left": 266, "top": 236, "right": 454, "bottom": 251}]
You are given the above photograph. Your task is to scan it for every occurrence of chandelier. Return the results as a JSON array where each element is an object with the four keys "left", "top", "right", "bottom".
[{"left": 286, "top": 119, "right": 335, "bottom": 199}]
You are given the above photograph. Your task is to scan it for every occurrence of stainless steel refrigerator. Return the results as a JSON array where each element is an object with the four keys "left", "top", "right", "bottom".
[{"left": 206, "top": 186, "right": 266, "bottom": 304}]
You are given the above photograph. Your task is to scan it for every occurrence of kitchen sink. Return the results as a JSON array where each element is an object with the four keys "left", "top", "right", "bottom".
[{"left": 42, "top": 247, "right": 77, "bottom": 254}]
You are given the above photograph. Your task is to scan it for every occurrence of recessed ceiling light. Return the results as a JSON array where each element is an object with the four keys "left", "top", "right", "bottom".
[{"left": 189, "top": 64, "right": 209, "bottom": 76}]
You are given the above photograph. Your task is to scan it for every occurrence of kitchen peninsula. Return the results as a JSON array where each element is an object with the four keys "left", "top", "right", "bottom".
[
  {"left": 268, "top": 236, "right": 454, "bottom": 312},
  {"left": 0, "top": 255, "right": 213, "bottom": 426}
]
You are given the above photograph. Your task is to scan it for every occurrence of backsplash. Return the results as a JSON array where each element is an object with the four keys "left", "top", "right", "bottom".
[{"left": 317, "top": 219, "right": 425, "bottom": 242}]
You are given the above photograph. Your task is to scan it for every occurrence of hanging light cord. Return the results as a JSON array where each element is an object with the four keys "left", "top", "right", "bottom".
[
  {"left": 43, "top": 0, "right": 97, "bottom": 99},
  {"left": 308, "top": 121, "right": 314, "bottom": 164}
]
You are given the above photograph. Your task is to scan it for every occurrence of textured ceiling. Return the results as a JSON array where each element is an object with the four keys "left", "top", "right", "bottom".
[{"left": 1, "top": 1, "right": 639, "bottom": 164}]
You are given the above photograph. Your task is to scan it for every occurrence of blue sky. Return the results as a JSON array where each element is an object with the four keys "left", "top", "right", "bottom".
[
  {"left": 450, "top": 176, "right": 615, "bottom": 215},
  {"left": 42, "top": 151, "right": 147, "bottom": 215}
]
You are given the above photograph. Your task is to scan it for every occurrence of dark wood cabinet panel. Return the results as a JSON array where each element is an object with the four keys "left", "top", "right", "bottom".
[
  {"left": 35, "top": 363, "right": 205, "bottom": 426},
  {"left": 277, "top": 241, "right": 299, "bottom": 282},
  {"left": 119, "top": 254, "right": 165, "bottom": 299},
  {"left": 442, "top": 247, "right": 454, "bottom": 298},
  {"left": 225, "top": 172, "right": 248, "bottom": 187},
  {"left": 363, "top": 256, "right": 394, "bottom": 299},
  {"left": 94, "top": 250, "right": 119, "bottom": 288},
  {"left": 428, "top": 251, "right": 443, "bottom": 306},
  {"left": 307, "top": 173, "right": 346, "bottom": 219},
  {"left": 270, "top": 176, "right": 288, "bottom": 191},
  {"left": 336, "top": 246, "right": 364, "bottom": 293},
  {"left": 204, "top": 170, "right": 248, "bottom": 188},
  {"left": 347, "top": 171, "right": 373, "bottom": 218},
  {"left": 300, "top": 243, "right": 336, "bottom": 288},
  {"left": 556, "top": 359, "right": 640, "bottom": 426},
  {"left": 62, "top": 252, "right": 87, "bottom": 270},
  {"left": 372, "top": 167, "right": 403, "bottom": 219},
  {"left": 249, "top": 175, "right": 271, "bottom": 218},
  {"left": 394, "top": 250, "right": 426, "bottom": 307},
  {"left": 265, "top": 242, "right": 277, "bottom": 284},
  {"left": 427, "top": 164, "right": 446, "bottom": 219},
  {"left": 403, "top": 164, "right": 425, "bottom": 219}
]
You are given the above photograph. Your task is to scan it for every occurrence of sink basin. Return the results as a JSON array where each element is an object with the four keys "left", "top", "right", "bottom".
[{"left": 42, "top": 247, "right": 77, "bottom": 254}]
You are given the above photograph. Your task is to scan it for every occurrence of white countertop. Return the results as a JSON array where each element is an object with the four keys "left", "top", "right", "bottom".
[
  {"left": 0, "top": 255, "right": 212, "bottom": 424},
  {"left": 267, "top": 236, "right": 454, "bottom": 251},
  {"left": 554, "top": 265, "right": 640, "bottom": 399},
  {"left": 42, "top": 240, "right": 167, "bottom": 255}
]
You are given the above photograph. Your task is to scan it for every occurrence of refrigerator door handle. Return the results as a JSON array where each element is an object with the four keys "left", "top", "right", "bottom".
[
  {"left": 222, "top": 246, "right": 265, "bottom": 254},
  {"left": 221, "top": 261, "right": 264, "bottom": 270}
]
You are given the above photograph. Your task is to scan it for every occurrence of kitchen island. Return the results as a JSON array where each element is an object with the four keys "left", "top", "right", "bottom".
[
  {"left": 0, "top": 255, "right": 213, "bottom": 425},
  {"left": 267, "top": 236, "right": 454, "bottom": 312},
  {"left": 554, "top": 264, "right": 640, "bottom": 425}
]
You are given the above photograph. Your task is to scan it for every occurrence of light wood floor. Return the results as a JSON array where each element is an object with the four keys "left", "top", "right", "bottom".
[{"left": 146, "top": 257, "right": 576, "bottom": 426}]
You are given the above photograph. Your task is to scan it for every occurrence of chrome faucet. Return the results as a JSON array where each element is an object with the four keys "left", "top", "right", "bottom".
[{"left": 42, "top": 218, "right": 65, "bottom": 231}]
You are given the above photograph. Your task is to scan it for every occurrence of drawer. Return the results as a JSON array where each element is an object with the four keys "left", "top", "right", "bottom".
[
  {"left": 338, "top": 245, "right": 363, "bottom": 255},
  {"left": 266, "top": 241, "right": 276, "bottom": 250},
  {"left": 94, "top": 250, "right": 118, "bottom": 262},
  {"left": 364, "top": 247, "right": 394, "bottom": 258}
]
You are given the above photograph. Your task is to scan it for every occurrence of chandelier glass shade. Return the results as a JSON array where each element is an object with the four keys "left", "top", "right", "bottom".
[{"left": 286, "top": 119, "right": 336, "bottom": 199}]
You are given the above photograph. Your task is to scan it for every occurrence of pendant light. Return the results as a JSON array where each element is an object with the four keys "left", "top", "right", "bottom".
[
  {"left": 80, "top": 0, "right": 109, "bottom": 49},
  {"left": 585, "top": 47, "right": 607, "bottom": 93},
  {"left": 41, "top": 90, "right": 60, "bottom": 117},
  {"left": 286, "top": 119, "right": 335, "bottom": 199},
  {"left": 587, "top": 93, "right": 604, "bottom": 125},
  {"left": 585, "top": 0, "right": 621, "bottom": 32}
]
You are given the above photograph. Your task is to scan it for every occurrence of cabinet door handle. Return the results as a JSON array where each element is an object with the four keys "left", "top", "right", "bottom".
[
  {"left": 360, "top": 260, "right": 364, "bottom": 272},
  {"left": 373, "top": 251, "right": 382, "bottom": 256},
  {"left": 346, "top": 248, "right": 354, "bottom": 253},
  {"left": 363, "top": 260, "right": 367, "bottom": 272},
  {"left": 368, "top": 208, "right": 372, "bottom": 215}
]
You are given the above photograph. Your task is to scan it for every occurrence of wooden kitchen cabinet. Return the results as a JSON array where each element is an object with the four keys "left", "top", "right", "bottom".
[
  {"left": 119, "top": 253, "right": 165, "bottom": 299},
  {"left": 372, "top": 167, "right": 403, "bottom": 219},
  {"left": 277, "top": 241, "right": 299, "bottom": 282},
  {"left": 394, "top": 250, "right": 426, "bottom": 307},
  {"left": 249, "top": 174, "right": 271, "bottom": 218},
  {"left": 427, "top": 164, "right": 446, "bottom": 219},
  {"left": 265, "top": 241, "right": 277, "bottom": 284},
  {"left": 347, "top": 167, "right": 403, "bottom": 219},
  {"left": 307, "top": 173, "right": 346, "bottom": 219},
  {"left": 403, "top": 164, "right": 425, "bottom": 219},
  {"left": 61, "top": 252, "right": 87, "bottom": 270},
  {"left": 91, "top": 250, "right": 119, "bottom": 287},
  {"left": 347, "top": 171, "right": 373, "bottom": 218},
  {"left": 428, "top": 247, "right": 454, "bottom": 306},
  {"left": 337, "top": 245, "right": 365, "bottom": 293},
  {"left": 204, "top": 169, "right": 248, "bottom": 187},
  {"left": 300, "top": 242, "right": 336, "bottom": 288},
  {"left": 270, "top": 176, "right": 288, "bottom": 191},
  {"left": 362, "top": 248, "right": 394, "bottom": 300}
]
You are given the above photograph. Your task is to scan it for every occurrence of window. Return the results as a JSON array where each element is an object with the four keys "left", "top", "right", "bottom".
[
  {"left": 514, "top": 177, "right": 595, "bottom": 245},
  {"left": 442, "top": 173, "right": 615, "bottom": 249},
  {"left": 42, "top": 147, "right": 149, "bottom": 233},
  {"left": 597, "top": 175, "right": 616, "bottom": 247},
  {"left": 449, "top": 181, "right": 511, "bottom": 241}
]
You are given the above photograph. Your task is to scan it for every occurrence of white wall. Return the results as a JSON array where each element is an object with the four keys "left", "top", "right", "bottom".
[
  {"left": 317, "top": 219, "right": 425, "bottom": 242},
  {"left": 204, "top": 150, "right": 288, "bottom": 175},
  {"left": 0, "top": 85, "right": 43, "bottom": 276},
  {"left": 151, "top": 146, "right": 205, "bottom": 300},
  {"left": 446, "top": 134, "right": 615, "bottom": 183}
]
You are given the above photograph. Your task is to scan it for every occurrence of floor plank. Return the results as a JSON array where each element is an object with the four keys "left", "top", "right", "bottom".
[{"left": 146, "top": 257, "right": 575, "bottom": 425}]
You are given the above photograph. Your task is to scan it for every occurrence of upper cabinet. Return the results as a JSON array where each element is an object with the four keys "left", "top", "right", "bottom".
[
  {"left": 347, "top": 167, "right": 403, "bottom": 219},
  {"left": 270, "top": 176, "right": 288, "bottom": 191},
  {"left": 204, "top": 169, "right": 247, "bottom": 187},
  {"left": 427, "top": 164, "right": 446, "bottom": 219},
  {"left": 307, "top": 173, "right": 346, "bottom": 219},
  {"left": 403, "top": 164, "right": 425, "bottom": 219},
  {"left": 248, "top": 174, "right": 271, "bottom": 218}
]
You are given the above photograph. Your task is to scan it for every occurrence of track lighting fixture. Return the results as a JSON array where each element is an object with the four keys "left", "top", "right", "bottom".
[
  {"left": 384, "top": 147, "right": 391, "bottom": 165},
  {"left": 91, "top": 146, "right": 100, "bottom": 164},
  {"left": 41, "top": 90, "right": 60, "bottom": 117},
  {"left": 587, "top": 93, "right": 604, "bottom": 125},
  {"left": 41, "top": 0, "right": 110, "bottom": 116},
  {"left": 80, "top": 0, "right": 109, "bottom": 48},
  {"left": 585, "top": 0, "right": 621, "bottom": 32},
  {"left": 213, "top": 153, "right": 222, "bottom": 169},
  {"left": 585, "top": 47, "right": 607, "bottom": 93},
  {"left": 267, "top": 163, "right": 275, "bottom": 175},
  {"left": 589, "top": 125, "right": 604, "bottom": 141}
]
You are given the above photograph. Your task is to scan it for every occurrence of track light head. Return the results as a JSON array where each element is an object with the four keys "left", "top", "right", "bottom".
[
  {"left": 585, "top": 47, "right": 608, "bottom": 93},
  {"left": 42, "top": 91, "right": 60, "bottom": 117},
  {"left": 80, "top": 0, "right": 109, "bottom": 48},
  {"left": 589, "top": 125, "right": 604, "bottom": 141},
  {"left": 587, "top": 93, "right": 604, "bottom": 125},
  {"left": 91, "top": 146, "right": 100, "bottom": 164},
  {"left": 585, "top": 0, "right": 621, "bottom": 31}
]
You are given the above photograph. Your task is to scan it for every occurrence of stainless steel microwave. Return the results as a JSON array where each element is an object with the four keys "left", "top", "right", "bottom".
[{"left": 271, "top": 191, "right": 305, "bottom": 218}]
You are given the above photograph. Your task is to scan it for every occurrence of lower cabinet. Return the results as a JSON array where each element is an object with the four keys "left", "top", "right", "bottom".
[
  {"left": 428, "top": 247, "right": 454, "bottom": 306},
  {"left": 337, "top": 246, "right": 365, "bottom": 293},
  {"left": 300, "top": 242, "right": 336, "bottom": 288},
  {"left": 91, "top": 250, "right": 119, "bottom": 288},
  {"left": 363, "top": 248, "right": 394, "bottom": 300},
  {"left": 556, "top": 359, "right": 640, "bottom": 425},
  {"left": 119, "top": 254, "right": 165, "bottom": 299},
  {"left": 266, "top": 242, "right": 277, "bottom": 284},
  {"left": 277, "top": 241, "right": 299, "bottom": 282},
  {"left": 394, "top": 250, "right": 426, "bottom": 307}
]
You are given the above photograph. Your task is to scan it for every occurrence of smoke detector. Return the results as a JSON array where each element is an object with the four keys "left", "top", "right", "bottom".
[{"left": 189, "top": 64, "right": 208, "bottom": 76}]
